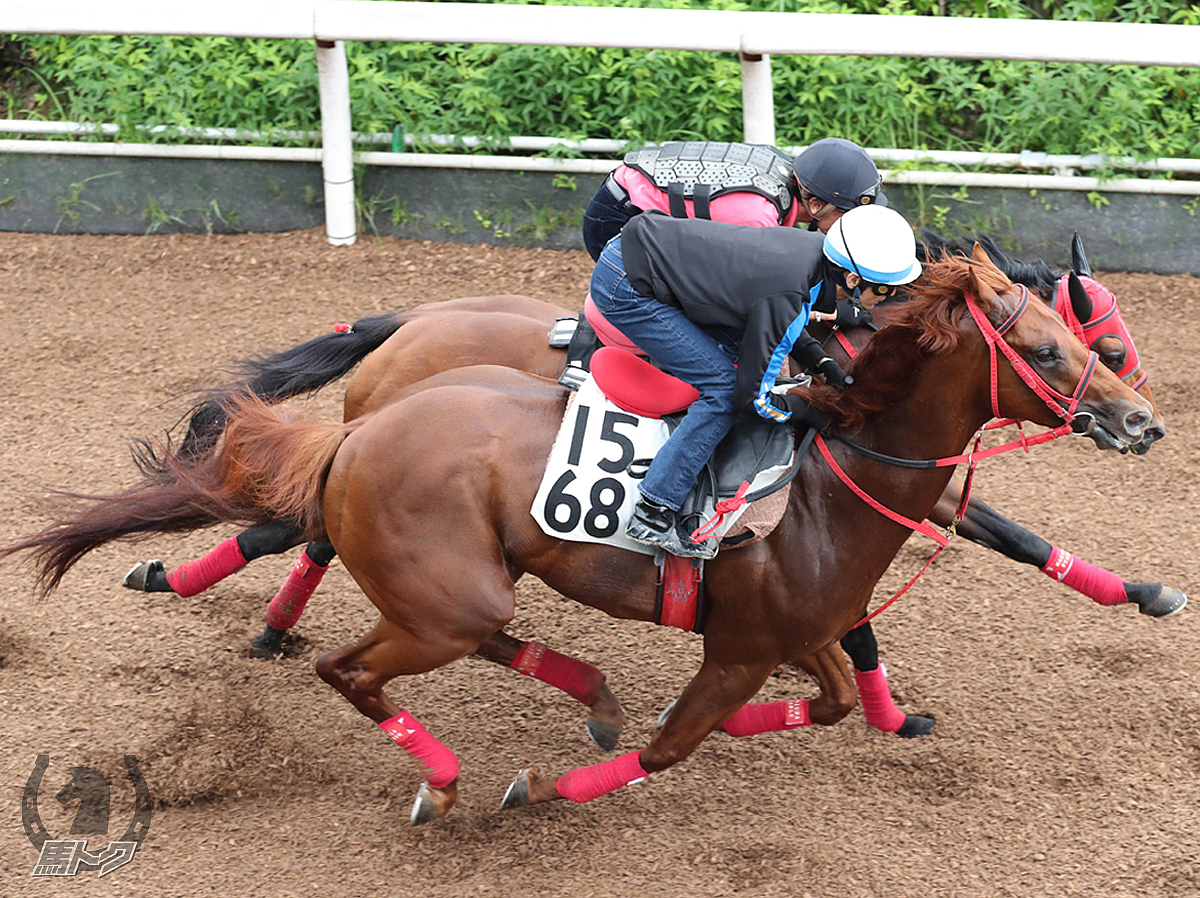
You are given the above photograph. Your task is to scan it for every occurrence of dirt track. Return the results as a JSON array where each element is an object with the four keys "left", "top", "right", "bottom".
[{"left": 1, "top": 229, "right": 1198, "bottom": 898}]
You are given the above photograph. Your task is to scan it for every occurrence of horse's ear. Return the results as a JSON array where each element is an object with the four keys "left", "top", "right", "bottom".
[
  {"left": 967, "top": 254, "right": 1002, "bottom": 308},
  {"left": 969, "top": 243, "right": 1004, "bottom": 308},
  {"left": 1067, "top": 270, "right": 1093, "bottom": 323},
  {"left": 1071, "top": 231, "right": 1094, "bottom": 278}
]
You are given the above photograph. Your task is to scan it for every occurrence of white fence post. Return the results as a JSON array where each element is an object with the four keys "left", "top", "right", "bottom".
[
  {"left": 315, "top": 39, "right": 356, "bottom": 246},
  {"left": 739, "top": 52, "right": 775, "bottom": 146}
]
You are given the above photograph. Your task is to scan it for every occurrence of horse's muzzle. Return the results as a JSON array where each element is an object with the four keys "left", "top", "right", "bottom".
[{"left": 1075, "top": 404, "right": 1161, "bottom": 454}]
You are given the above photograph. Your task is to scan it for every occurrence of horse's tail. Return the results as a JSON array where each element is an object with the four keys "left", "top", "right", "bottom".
[
  {"left": 2, "top": 395, "right": 356, "bottom": 597},
  {"left": 178, "top": 312, "right": 405, "bottom": 460}
]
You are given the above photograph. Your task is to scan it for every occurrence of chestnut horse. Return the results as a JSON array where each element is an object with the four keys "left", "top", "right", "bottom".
[
  {"left": 2, "top": 253, "right": 1158, "bottom": 821},
  {"left": 119, "top": 235, "right": 1180, "bottom": 747}
]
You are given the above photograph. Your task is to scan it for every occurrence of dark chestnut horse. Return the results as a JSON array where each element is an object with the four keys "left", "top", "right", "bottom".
[{"left": 2, "top": 252, "right": 1158, "bottom": 821}]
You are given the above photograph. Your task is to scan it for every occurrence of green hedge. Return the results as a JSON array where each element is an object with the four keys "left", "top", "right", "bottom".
[{"left": 4, "top": 0, "right": 1199, "bottom": 159}]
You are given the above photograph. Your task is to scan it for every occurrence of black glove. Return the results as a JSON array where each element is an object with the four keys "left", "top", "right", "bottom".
[
  {"left": 816, "top": 357, "right": 854, "bottom": 390},
  {"left": 791, "top": 330, "right": 853, "bottom": 389},
  {"left": 770, "top": 393, "right": 831, "bottom": 431},
  {"left": 834, "top": 298, "right": 873, "bottom": 329}
]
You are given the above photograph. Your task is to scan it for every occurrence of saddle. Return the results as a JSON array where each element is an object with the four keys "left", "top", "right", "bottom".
[
  {"left": 541, "top": 307, "right": 808, "bottom": 635},
  {"left": 547, "top": 305, "right": 800, "bottom": 545}
]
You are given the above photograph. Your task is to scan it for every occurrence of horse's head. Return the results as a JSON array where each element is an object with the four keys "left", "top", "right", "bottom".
[
  {"left": 967, "top": 244, "right": 1156, "bottom": 453},
  {"left": 55, "top": 766, "right": 107, "bottom": 805},
  {"left": 1052, "top": 232, "right": 1163, "bottom": 452},
  {"left": 918, "top": 230, "right": 1164, "bottom": 452}
]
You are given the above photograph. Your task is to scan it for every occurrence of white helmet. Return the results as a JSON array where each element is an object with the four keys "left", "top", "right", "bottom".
[{"left": 822, "top": 205, "right": 921, "bottom": 286}]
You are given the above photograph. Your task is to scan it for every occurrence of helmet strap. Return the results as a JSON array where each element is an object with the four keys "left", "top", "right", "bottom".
[{"left": 838, "top": 218, "right": 866, "bottom": 282}]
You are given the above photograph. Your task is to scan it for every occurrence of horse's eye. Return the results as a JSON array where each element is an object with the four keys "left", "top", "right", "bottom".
[
  {"left": 1034, "top": 346, "right": 1059, "bottom": 365},
  {"left": 1101, "top": 349, "right": 1126, "bottom": 371}
]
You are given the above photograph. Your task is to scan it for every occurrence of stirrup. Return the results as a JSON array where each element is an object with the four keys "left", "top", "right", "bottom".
[{"left": 626, "top": 518, "right": 715, "bottom": 560}]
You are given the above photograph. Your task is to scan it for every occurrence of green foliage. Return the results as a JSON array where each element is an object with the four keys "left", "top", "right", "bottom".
[{"left": 4, "top": 0, "right": 1199, "bottom": 159}]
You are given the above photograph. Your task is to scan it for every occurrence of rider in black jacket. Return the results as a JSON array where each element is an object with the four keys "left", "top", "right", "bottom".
[{"left": 592, "top": 205, "right": 922, "bottom": 559}]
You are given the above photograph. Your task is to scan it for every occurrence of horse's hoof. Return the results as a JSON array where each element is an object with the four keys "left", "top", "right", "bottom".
[
  {"left": 121, "top": 559, "right": 164, "bottom": 592},
  {"left": 896, "top": 714, "right": 936, "bottom": 738},
  {"left": 410, "top": 783, "right": 440, "bottom": 826},
  {"left": 586, "top": 716, "right": 621, "bottom": 752},
  {"left": 500, "top": 769, "right": 532, "bottom": 811},
  {"left": 1138, "top": 586, "right": 1187, "bottom": 618},
  {"left": 654, "top": 700, "right": 677, "bottom": 732},
  {"left": 248, "top": 626, "right": 285, "bottom": 660}
]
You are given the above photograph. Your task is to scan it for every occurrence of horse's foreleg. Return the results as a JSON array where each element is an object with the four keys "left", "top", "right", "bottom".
[
  {"left": 121, "top": 519, "right": 305, "bottom": 596},
  {"left": 715, "top": 644, "right": 851, "bottom": 737},
  {"left": 315, "top": 618, "right": 473, "bottom": 825},
  {"left": 472, "top": 630, "right": 626, "bottom": 750},
  {"left": 250, "top": 540, "right": 337, "bottom": 659},
  {"left": 931, "top": 480, "right": 1186, "bottom": 618},
  {"left": 502, "top": 658, "right": 775, "bottom": 810},
  {"left": 708, "top": 631, "right": 933, "bottom": 739},
  {"left": 840, "top": 623, "right": 935, "bottom": 737}
]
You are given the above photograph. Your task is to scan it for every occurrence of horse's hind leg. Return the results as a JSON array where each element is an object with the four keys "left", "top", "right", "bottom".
[
  {"left": 250, "top": 539, "right": 337, "bottom": 659},
  {"left": 932, "top": 482, "right": 1186, "bottom": 618},
  {"left": 503, "top": 657, "right": 775, "bottom": 810},
  {"left": 122, "top": 519, "right": 304, "bottom": 595},
  {"left": 473, "top": 630, "right": 626, "bottom": 750},
  {"left": 315, "top": 617, "right": 474, "bottom": 825}
]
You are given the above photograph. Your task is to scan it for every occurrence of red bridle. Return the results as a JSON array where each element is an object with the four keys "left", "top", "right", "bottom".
[
  {"left": 817, "top": 283, "right": 1103, "bottom": 629},
  {"left": 963, "top": 284, "right": 1100, "bottom": 434}
]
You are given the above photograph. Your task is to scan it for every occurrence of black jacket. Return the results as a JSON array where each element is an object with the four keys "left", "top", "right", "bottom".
[{"left": 621, "top": 213, "right": 833, "bottom": 422}]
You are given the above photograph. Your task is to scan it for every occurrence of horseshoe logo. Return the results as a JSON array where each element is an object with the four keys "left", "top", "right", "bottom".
[{"left": 22, "top": 754, "right": 152, "bottom": 864}]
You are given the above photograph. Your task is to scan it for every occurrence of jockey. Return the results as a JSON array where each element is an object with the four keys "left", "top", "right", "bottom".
[
  {"left": 582, "top": 137, "right": 887, "bottom": 260},
  {"left": 590, "top": 204, "right": 921, "bottom": 559}
]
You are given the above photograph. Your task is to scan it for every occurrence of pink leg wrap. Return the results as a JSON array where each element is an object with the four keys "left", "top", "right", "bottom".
[
  {"left": 1041, "top": 546, "right": 1128, "bottom": 606},
  {"left": 556, "top": 750, "right": 647, "bottom": 804},
  {"left": 380, "top": 711, "right": 460, "bottom": 789},
  {"left": 165, "top": 537, "right": 247, "bottom": 598},
  {"left": 721, "top": 699, "right": 811, "bottom": 736},
  {"left": 855, "top": 665, "right": 906, "bottom": 733},
  {"left": 263, "top": 550, "right": 330, "bottom": 630},
  {"left": 510, "top": 641, "right": 605, "bottom": 706}
]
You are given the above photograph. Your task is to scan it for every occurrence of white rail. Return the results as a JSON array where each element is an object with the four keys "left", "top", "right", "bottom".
[
  {"left": 10, "top": 121, "right": 1200, "bottom": 178},
  {"left": 3, "top": 1, "right": 1198, "bottom": 245}
]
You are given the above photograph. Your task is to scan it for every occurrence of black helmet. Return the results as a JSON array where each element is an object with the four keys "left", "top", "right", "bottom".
[{"left": 792, "top": 138, "right": 887, "bottom": 211}]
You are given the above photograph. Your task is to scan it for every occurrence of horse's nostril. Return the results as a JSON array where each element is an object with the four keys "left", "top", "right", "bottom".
[
  {"left": 1125, "top": 409, "right": 1151, "bottom": 436},
  {"left": 1143, "top": 424, "right": 1166, "bottom": 445}
]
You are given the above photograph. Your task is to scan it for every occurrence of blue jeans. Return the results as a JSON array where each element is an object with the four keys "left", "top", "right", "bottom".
[
  {"left": 582, "top": 175, "right": 636, "bottom": 261},
  {"left": 590, "top": 236, "right": 740, "bottom": 511}
]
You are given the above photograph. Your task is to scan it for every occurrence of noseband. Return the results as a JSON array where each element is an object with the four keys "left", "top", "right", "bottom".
[{"left": 964, "top": 284, "right": 1099, "bottom": 431}]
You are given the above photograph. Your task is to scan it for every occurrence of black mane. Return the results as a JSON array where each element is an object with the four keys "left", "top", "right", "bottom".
[{"left": 917, "top": 230, "right": 1062, "bottom": 299}]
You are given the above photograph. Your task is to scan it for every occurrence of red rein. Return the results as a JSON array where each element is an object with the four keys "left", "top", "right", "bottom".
[{"left": 823, "top": 287, "right": 1100, "bottom": 627}]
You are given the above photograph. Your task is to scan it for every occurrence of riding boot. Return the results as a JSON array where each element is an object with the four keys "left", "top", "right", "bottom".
[{"left": 626, "top": 498, "right": 717, "bottom": 560}]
